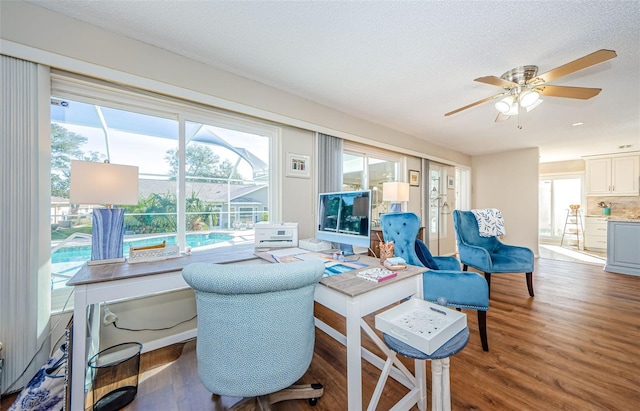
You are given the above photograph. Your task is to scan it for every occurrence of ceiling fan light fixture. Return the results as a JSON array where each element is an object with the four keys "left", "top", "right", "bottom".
[
  {"left": 495, "top": 96, "right": 515, "bottom": 114},
  {"left": 505, "top": 102, "right": 519, "bottom": 116},
  {"left": 525, "top": 99, "right": 543, "bottom": 112},
  {"left": 519, "top": 90, "right": 540, "bottom": 108}
]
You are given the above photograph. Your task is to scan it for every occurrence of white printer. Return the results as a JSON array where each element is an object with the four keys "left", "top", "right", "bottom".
[{"left": 254, "top": 222, "right": 299, "bottom": 249}]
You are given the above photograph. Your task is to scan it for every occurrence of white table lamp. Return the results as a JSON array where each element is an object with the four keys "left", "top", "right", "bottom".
[
  {"left": 382, "top": 182, "right": 410, "bottom": 212},
  {"left": 70, "top": 160, "right": 139, "bottom": 264}
]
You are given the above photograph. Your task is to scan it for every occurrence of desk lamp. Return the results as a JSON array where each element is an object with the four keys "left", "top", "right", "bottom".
[
  {"left": 382, "top": 182, "right": 410, "bottom": 212},
  {"left": 70, "top": 160, "right": 139, "bottom": 265}
]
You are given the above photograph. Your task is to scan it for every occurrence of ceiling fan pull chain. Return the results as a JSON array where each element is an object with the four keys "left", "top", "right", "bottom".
[{"left": 517, "top": 107, "right": 523, "bottom": 130}]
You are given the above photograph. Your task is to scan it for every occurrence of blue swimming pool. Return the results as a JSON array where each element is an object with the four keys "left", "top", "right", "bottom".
[{"left": 51, "top": 232, "right": 234, "bottom": 263}]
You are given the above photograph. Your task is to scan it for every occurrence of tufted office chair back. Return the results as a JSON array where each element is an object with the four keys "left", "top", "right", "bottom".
[
  {"left": 380, "top": 212, "right": 423, "bottom": 266},
  {"left": 182, "top": 260, "right": 325, "bottom": 409}
]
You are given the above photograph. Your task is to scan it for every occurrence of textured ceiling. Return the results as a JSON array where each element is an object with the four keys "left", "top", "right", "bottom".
[{"left": 27, "top": 1, "right": 640, "bottom": 162}]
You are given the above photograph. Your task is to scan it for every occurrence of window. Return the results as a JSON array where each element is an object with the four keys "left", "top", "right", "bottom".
[
  {"left": 539, "top": 176, "right": 583, "bottom": 239},
  {"left": 342, "top": 143, "right": 404, "bottom": 226},
  {"left": 429, "top": 165, "right": 447, "bottom": 241},
  {"left": 49, "top": 73, "right": 275, "bottom": 310}
]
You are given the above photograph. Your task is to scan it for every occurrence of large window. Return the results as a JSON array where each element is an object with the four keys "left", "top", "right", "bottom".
[
  {"left": 539, "top": 176, "right": 583, "bottom": 240},
  {"left": 49, "top": 74, "right": 275, "bottom": 310},
  {"left": 342, "top": 144, "right": 403, "bottom": 227}
]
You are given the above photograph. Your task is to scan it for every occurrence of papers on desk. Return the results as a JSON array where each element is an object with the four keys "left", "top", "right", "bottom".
[
  {"left": 269, "top": 247, "right": 308, "bottom": 258},
  {"left": 268, "top": 247, "right": 308, "bottom": 263},
  {"left": 257, "top": 247, "right": 368, "bottom": 276}
]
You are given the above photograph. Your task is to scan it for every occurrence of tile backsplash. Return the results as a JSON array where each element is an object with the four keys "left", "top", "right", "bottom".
[{"left": 586, "top": 196, "right": 640, "bottom": 217}]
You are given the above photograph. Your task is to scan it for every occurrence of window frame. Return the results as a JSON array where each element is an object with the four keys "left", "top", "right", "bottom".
[{"left": 49, "top": 72, "right": 280, "bottom": 312}]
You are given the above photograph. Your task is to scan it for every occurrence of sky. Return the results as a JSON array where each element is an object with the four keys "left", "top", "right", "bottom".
[{"left": 51, "top": 97, "right": 269, "bottom": 180}]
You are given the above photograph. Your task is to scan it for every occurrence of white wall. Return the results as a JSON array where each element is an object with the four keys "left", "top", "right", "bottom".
[
  {"left": 279, "top": 126, "right": 316, "bottom": 237},
  {"left": 471, "top": 148, "right": 539, "bottom": 254}
]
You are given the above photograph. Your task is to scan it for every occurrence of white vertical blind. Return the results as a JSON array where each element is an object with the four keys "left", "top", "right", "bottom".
[{"left": 0, "top": 55, "right": 50, "bottom": 394}]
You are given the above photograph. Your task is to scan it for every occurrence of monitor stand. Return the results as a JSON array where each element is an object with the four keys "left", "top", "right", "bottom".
[{"left": 338, "top": 243, "right": 354, "bottom": 256}]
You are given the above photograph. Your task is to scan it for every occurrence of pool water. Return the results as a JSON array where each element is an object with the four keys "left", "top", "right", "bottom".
[{"left": 51, "top": 232, "right": 234, "bottom": 263}]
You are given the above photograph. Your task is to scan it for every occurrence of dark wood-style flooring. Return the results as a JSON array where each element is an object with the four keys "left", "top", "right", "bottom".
[
  {"left": 125, "top": 257, "right": 640, "bottom": 411},
  {"left": 2, "top": 257, "right": 639, "bottom": 410}
]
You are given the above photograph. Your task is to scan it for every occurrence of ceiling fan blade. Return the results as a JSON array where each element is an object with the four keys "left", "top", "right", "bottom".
[
  {"left": 475, "top": 75, "right": 517, "bottom": 88},
  {"left": 444, "top": 94, "right": 503, "bottom": 116},
  {"left": 538, "top": 85, "right": 602, "bottom": 99},
  {"left": 529, "top": 49, "right": 617, "bottom": 84}
]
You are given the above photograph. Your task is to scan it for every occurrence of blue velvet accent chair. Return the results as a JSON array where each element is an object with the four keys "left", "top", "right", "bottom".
[
  {"left": 380, "top": 212, "right": 490, "bottom": 351},
  {"left": 182, "top": 260, "right": 325, "bottom": 409},
  {"left": 453, "top": 210, "right": 535, "bottom": 298}
]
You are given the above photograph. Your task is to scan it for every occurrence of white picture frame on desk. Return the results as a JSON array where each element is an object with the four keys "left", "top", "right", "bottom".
[{"left": 286, "top": 153, "right": 310, "bottom": 178}]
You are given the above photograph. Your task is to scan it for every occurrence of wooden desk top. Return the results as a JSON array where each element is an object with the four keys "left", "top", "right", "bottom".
[
  {"left": 319, "top": 255, "right": 427, "bottom": 298},
  {"left": 68, "top": 245, "right": 426, "bottom": 299},
  {"left": 67, "top": 243, "right": 257, "bottom": 286}
]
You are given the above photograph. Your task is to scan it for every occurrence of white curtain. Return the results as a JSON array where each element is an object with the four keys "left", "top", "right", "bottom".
[
  {"left": 0, "top": 55, "right": 51, "bottom": 394},
  {"left": 317, "top": 133, "right": 343, "bottom": 193}
]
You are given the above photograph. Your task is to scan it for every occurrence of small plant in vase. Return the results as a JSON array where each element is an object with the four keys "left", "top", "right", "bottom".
[{"left": 597, "top": 201, "right": 612, "bottom": 215}]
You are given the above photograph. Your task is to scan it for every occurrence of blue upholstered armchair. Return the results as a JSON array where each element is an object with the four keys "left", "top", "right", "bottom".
[
  {"left": 453, "top": 210, "right": 535, "bottom": 297},
  {"left": 182, "top": 260, "right": 325, "bottom": 409},
  {"left": 380, "top": 212, "right": 490, "bottom": 351}
]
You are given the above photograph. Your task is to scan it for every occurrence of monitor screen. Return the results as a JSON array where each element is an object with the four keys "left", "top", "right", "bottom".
[{"left": 317, "top": 190, "right": 371, "bottom": 248}]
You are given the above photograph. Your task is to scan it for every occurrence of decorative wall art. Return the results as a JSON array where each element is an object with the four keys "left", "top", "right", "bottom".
[
  {"left": 409, "top": 170, "right": 420, "bottom": 187},
  {"left": 286, "top": 153, "right": 310, "bottom": 178}
]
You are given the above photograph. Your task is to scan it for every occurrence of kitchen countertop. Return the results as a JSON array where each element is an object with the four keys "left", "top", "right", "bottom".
[
  {"left": 585, "top": 215, "right": 640, "bottom": 222},
  {"left": 606, "top": 217, "right": 640, "bottom": 222}
]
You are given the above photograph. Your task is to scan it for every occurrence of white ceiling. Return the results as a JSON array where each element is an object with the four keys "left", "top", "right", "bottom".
[{"left": 28, "top": 1, "right": 640, "bottom": 163}]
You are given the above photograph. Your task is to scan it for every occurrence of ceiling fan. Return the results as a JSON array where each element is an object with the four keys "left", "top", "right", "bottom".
[{"left": 444, "top": 49, "right": 617, "bottom": 126}]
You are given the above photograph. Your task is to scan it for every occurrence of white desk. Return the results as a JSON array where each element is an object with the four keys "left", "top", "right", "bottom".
[
  {"left": 314, "top": 257, "right": 427, "bottom": 411},
  {"left": 67, "top": 249, "right": 426, "bottom": 411},
  {"left": 67, "top": 245, "right": 257, "bottom": 411}
]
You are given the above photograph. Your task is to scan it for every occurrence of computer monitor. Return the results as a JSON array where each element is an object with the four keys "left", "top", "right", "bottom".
[{"left": 316, "top": 190, "right": 371, "bottom": 249}]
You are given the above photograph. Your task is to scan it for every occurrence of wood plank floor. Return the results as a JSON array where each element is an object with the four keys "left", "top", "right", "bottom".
[
  {"left": 122, "top": 257, "right": 639, "bottom": 411},
  {"left": 2, "top": 257, "right": 639, "bottom": 410}
]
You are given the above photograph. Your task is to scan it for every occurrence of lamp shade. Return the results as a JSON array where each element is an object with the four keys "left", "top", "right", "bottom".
[
  {"left": 70, "top": 160, "right": 139, "bottom": 206},
  {"left": 519, "top": 90, "right": 540, "bottom": 108},
  {"left": 525, "top": 98, "right": 543, "bottom": 112},
  {"left": 382, "top": 182, "right": 410, "bottom": 202},
  {"left": 495, "top": 96, "right": 515, "bottom": 114}
]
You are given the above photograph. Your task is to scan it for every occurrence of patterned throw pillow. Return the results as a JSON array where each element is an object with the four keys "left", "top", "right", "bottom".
[{"left": 9, "top": 343, "right": 67, "bottom": 411}]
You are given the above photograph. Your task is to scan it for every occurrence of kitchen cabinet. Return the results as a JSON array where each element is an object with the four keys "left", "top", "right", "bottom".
[
  {"left": 584, "top": 216, "right": 608, "bottom": 250},
  {"left": 585, "top": 155, "right": 640, "bottom": 196},
  {"left": 604, "top": 220, "right": 640, "bottom": 276}
]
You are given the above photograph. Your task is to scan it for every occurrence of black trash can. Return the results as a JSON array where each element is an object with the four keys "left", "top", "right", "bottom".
[{"left": 88, "top": 342, "right": 143, "bottom": 411}]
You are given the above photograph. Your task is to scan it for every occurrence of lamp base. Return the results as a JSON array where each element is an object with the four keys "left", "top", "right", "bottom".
[
  {"left": 390, "top": 203, "right": 403, "bottom": 213},
  {"left": 91, "top": 208, "right": 126, "bottom": 261}
]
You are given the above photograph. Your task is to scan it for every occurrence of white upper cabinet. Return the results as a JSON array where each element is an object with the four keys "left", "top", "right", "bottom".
[{"left": 585, "top": 155, "right": 640, "bottom": 196}]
